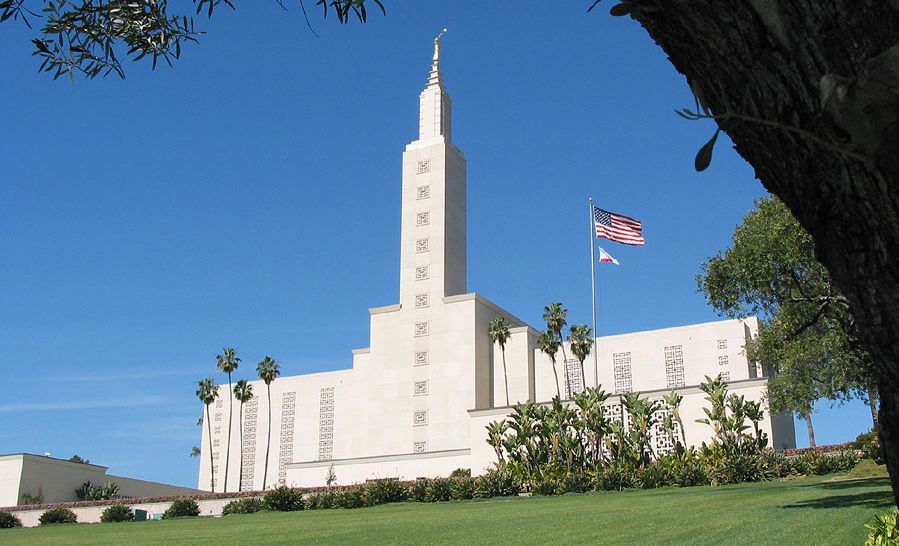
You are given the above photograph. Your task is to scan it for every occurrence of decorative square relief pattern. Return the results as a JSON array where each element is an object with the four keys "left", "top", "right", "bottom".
[
  {"left": 719, "top": 355, "right": 729, "bottom": 366},
  {"left": 318, "top": 387, "right": 335, "bottom": 462},
  {"left": 216, "top": 399, "right": 223, "bottom": 409},
  {"left": 415, "top": 293, "right": 429, "bottom": 308},
  {"left": 414, "top": 351, "right": 429, "bottom": 367},
  {"left": 213, "top": 439, "right": 220, "bottom": 448},
  {"left": 416, "top": 238, "right": 430, "bottom": 253},
  {"left": 613, "top": 352, "right": 633, "bottom": 394},
  {"left": 652, "top": 407, "right": 679, "bottom": 457},
  {"left": 240, "top": 398, "right": 258, "bottom": 491},
  {"left": 413, "top": 441, "right": 428, "bottom": 454},
  {"left": 665, "top": 345, "right": 686, "bottom": 389},
  {"left": 417, "top": 159, "right": 431, "bottom": 174},
  {"left": 414, "top": 322, "right": 429, "bottom": 337},
  {"left": 413, "top": 410, "right": 428, "bottom": 426},
  {"left": 720, "top": 370, "right": 731, "bottom": 381},
  {"left": 415, "top": 266, "right": 429, "bottom": 280},
  {"left": 717, "top": 339, "right": 728, "bottom": 350},
  {"left": 214, "top": 426, "right": 221, "bottom": 435},
  {"left": 416, "top": 212, "right": 430, "bottom": 226},
  {"left": 215, "top": 413, "right": 222, "bottom": 422},
  {"left": 416, "top": 185, "right": 431, "bottom": 200},
  {"left": 212, "top": 451, "right": 220, "bottom": 460},
  {"left": 563, "top": 359, "right": 583, "bottom": 398},
  {"left": 277, "top": 392, "right": 296, "bottom": 485},
  {"left": 600, "top": 403, "right": 627, "bottom": 459},
  {"left": 414, "top": 380, "right": 428, "bottom": 396}
]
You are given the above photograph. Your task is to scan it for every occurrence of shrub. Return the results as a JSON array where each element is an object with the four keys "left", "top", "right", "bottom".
[
  {"left": 639, "top": 463, "right": 673, "bottom": 489},
  {"left": 162, "top": 498, "right": 200, "bottom": 519},
  {"left": 0, "top": 511, "right": 23, "bottom": 529},
  {"left": 221, "top": 497, "right": 263, "bottom": 515},
  {"left": 673, "top": 457, "right": 709, "bottom": 487},
  {"left": 39, "top": 507, "right": 78, "bottom": 525},
  {"left": 450, "top": 477, "right": 476, "bottom": 500},
  {"left": 410, "top": 479, "right": 430, "bottom": 503},
  {"left": 597, "top": 463, "right": 639, "bottom": 491},
  {"left": 100, "top": 504, "right": 134, "bottom": 523},
  {"left": 425, "top": 478, "right": 453, "bottom": 502},
  {"left": 854, "top": 430, "right": 883, "bottom": 464},
  {"left": 20, "top": 492, "right": 42, "bottom": 505},
  {"left": 449, "top": 468, "right": 471, "bottom": 478},
  {"left": 334, "top": 487, "right": 365, "bottom": 509},
  {"left": 475, "top": 467, "right": 520, "bottom": 498},
  {"left": 263, "top": 486, "right": 304, "bottom": 512},
  {"left": 363, "top": 479, "right": 409, "bottom": 506},
  {"left": 707, "top": 451, "right": 770, "bottom": 485},
  {"left": 76, "top": 480, "right": 119, "bottom": 501},
  {"left": 865, "top": 507, "right": 899, "bottom": 546},
  {"left": 306, "top": 491, "right": 337, "bottom": 510}
]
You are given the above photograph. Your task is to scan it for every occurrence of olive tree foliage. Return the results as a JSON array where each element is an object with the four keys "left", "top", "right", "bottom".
[
  {"left": 0, "top": 0, "right": 384, "bottom": 80},
  {"left": 697, "top": 197, "right": 876, "bottom": 423}
]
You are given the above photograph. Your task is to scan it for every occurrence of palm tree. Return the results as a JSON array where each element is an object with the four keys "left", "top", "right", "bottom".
[
  {"left": 538, "top": 330, "right": 562, "bottom": 398},
  {"left": 543, "top": 303, "right": 570, "bottom": 395},
  {"left": 233, "top": 379, "right": 254, "bottom": 491},
  {"left": 485, "top": 420, "right": 508, "bottom": 463},
  {"left": 568, "top": 324, "right": 593, "bottom": 394},
  {"left": 488, "top": 316, "right": 512, "bottom": 405},
  {"left": 215, "top": 347, "right": 240, "bottom": 492},
  {"left": 196, "top": 377, "right": 219, "bottom": 492},
  {"left": 256, "top": 356, "right": 281, "bottom": 489}
]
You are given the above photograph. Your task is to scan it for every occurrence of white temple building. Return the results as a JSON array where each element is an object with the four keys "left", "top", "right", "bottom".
[{"left": 197, "top": 40, "right": 795, "bottom": 491}]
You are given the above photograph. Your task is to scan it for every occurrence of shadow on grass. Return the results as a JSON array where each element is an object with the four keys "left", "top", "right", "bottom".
[
  {"left": 798, "top": 478, "right": 891, "bottom": 490},
  {"left": 783, "top": 480, "right": 894, "bottom": 510}
]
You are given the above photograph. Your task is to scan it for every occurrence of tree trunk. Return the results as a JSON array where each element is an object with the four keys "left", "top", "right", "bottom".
[
  {"left": 206, "top": 405, "right": 215, "bottom": 493},
  {"left": 238, "top": 401, "right": 245, "bottom": 492},
  {"left": 622, "top": 0, "right": 899, "bottom": 506},
  {"left": 224, "top": 374, "right": 232, "bottom": 493},
  {"left": 869, "top": 388, "right": 880, "bottom": 430},
  {"left": 551, "top": 360, "right": 561, "bottom": 399},
  {"left": 501, "top": 347, "right": 510, "bottom": 406},
  {"left": 802, "top": 413, "right": 816, "bottom": 448},
  {"left": 263, "top": 383, "right": 272, "bottom": 490}
]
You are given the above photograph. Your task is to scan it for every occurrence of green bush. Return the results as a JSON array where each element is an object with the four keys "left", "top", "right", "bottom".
[
  {"left": 363, "top": 479, "right": 409, "bottom": 506},
  {"left": 450, "top": 477, "right": 476, "bottom": 500},
  {"left": 305, "top": 491, "right": 337, "bottom": 510},
  {"left": 334, "top": 488, "right": 365, "bottom": 509},
  {"left": 263, "top": 486, "right": 304, "bottom": 512},
  {"left": 410, "top": 479, "right": 430, "bottom": 502},
  {"left": 425, "top": 478, "right": 453, "bottom": 502},
  {"left": 39, "top": 507, "right": 78, "bottom": 525},
  {"left": 0, "top": 511, "right": 23, "bottom": 528},
  {"left": 474, "top": 467, "right": 520, "bottom": 498},
  {"left": 449, "top": 468, "right": 471, "bottom": 478},
  {"left": 597, "top": 463, "right": 639, "bottom": 491},
  {"left": 707, "top": 451, "right": 770, "bottom": 485},
  {"left": 639, "top": 463, "right": 673, "bottom": 489},
  {"left": 221, "top": 497, "right": 263, "bottom": 515},
  {"left": 865, "top": 507, "right": 899, "bottom": 546},
  {"left": 854, "top": 429, "right": 883, "bottom": 464},
  {"left": 162, "top": 498, "right": 200, "bottom": 519},
  {"left": 100, "top": 504, "right": 133, "bottom": 523}
]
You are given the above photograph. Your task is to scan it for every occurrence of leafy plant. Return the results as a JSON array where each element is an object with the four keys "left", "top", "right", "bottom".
[
  {"left": 424, "top": 478, "right": 453, "bottom": 502},
  {"left": 100, "top": 504, "right": 134, "bottom": 523},
  {"left": 363, "top": 479, "right": 409, "bottom": 506},
  {"left": 410, "top": 480, "right": 429, "bottom": 502},
  {"left": 20, "top": 491, "right": 42, "bottom": 505},
  {"left": 305, "top": 491, "right": 337, "bottom": 510},
  {"left": 162, "top": 498, "right": 200, "bottom": 519},
  {"left": 75, "top": 480, "right": 119, "bottom": 501},
  {"left": 865, "top": 508, "right": 899, "bottom": 546},
  {"left": 263, "top": 486, "right": 304, "bottom": 511},
  {"left": 450, "top": 478, "right": 476, "bottom": 500},
  {"left": 853, "top": 429, "right": 884, "bottom": 464},
  {"left": 334, "top": 487, "right": 365, "bottom": 509},
  {"left": 475, "top": 467, "right": 521, "bottom": 498},
  {"left": 449, "top": 468, "right": 471, "bottom": 478},
  {"left": 0, "top": 511, "right": 23, "bottom": 528},
  {"left": 39, "top": 507, "right": 77, "bottom": 525},
  {"left": 221, "top": 497, "right": 263, "bottom": 515}
]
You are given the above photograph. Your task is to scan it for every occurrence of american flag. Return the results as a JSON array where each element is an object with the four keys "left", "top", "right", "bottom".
[{"left": 593, "top": 206, "right": 645, "bottom": 246}]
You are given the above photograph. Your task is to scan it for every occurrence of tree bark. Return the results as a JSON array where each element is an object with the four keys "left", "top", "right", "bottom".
[
  {"left": 224, "top": 374, "right": 232, "bottom": 493},
  {"left": 802, "top": 413, "right": 816, "bottom": 448},
  {"left": 620, "top": 0, "right": 899, "bottom": 505},
  {"left": 501, "top": 347, "right": 510, "bottom": 406},
  {"left": 869, "top": 388, "right": 880, "bottom": 430},
  {"left": 263, "top": 383, "right": 272, "bottom": 490},
  {"left": 238, "top": 401, "right": 245, "bottom": 492}
]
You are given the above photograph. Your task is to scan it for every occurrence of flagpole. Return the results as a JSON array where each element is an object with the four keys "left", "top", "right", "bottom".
[{"left": 589, "top": 197, "right": 599, "bottom": 388}]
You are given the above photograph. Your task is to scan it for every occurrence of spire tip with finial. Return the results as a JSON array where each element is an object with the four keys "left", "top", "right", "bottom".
[{"left": 433, "top": 28, "right": 448, "bottom": 63}]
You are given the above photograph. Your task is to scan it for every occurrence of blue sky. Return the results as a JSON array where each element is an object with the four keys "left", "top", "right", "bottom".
[{"left": 0, "top": 3, "right": 872, "bottom": 487}]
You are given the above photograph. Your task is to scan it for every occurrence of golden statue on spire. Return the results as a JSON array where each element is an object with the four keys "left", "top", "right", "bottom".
[{"left": 433, "top": 28, "right": 448, "bottom": 63}]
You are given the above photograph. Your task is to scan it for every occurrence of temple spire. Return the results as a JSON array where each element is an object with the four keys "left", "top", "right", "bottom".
[{"left": 418, "top": 29, "right": 452, "bottom": 142}]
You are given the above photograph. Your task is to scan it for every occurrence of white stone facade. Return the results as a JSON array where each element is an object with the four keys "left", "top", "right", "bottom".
[{"left": 197, "top": 46, "right": 795, "bottom": 492}]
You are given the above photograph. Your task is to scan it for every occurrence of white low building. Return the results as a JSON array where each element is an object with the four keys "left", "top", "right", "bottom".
[
  {"left": 0, "top": 453, "right": 198, "bottom": 507},
  {"left": 197, "top": 41, "right": 795, "bottom": 491}
]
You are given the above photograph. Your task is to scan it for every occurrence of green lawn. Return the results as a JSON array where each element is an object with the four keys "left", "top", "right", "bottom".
[{"left": 6, "top": 476, "right": 894, "bottom": 546}]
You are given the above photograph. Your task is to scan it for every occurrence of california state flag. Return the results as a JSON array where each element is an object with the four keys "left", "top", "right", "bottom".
[{"left": 598, "top": 246, "right": 620, "bottom": 265}]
